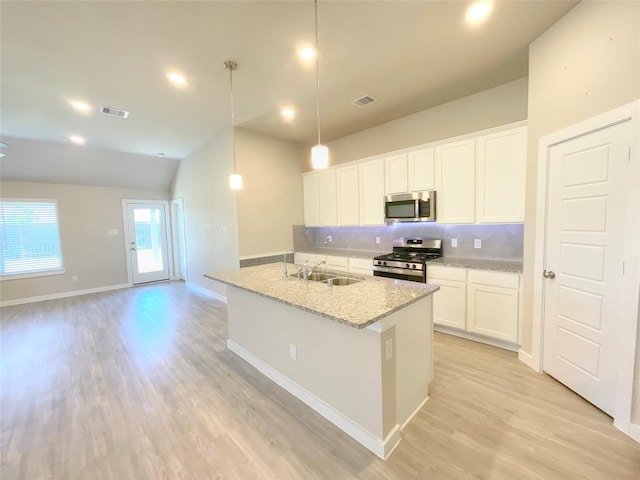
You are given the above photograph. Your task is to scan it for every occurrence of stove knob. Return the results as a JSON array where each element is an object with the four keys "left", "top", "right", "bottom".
[
  {"left": 412, "top": 264, "right": 417, "bottom": 269},
  {"left": 405, "top": 263, "right": 410, "bottom": 268},
  {"left": 383, "top": 261, "right": 387, "bottom": 266}
]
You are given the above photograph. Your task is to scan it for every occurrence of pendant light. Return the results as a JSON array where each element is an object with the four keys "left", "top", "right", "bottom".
[
  {"left": 311, "top": 0, "right": 329, "bottom": 170},
  {"left": 224, "top": 60, "right": 242, "bottom": 190}
]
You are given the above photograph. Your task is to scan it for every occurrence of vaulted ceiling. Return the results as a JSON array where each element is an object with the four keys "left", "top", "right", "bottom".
[{"left": 1, "top": 1, "right": 577, "bottom": 171}]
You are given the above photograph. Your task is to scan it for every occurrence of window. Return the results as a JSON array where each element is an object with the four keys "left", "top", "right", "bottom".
[{"left": 0, "top": 200, "right": 64, "bottom": 278}]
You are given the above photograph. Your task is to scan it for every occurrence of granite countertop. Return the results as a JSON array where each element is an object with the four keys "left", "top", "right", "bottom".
[
  {"left": 205, "top": 263, "right": 439, "bottom": 330},
  {"left": 428, "top": 257, "right": 523, "bottom": 274}
]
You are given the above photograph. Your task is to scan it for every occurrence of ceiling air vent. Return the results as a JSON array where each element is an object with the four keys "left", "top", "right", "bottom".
[
  {"left": 351, "top": 95, "right": 377, "bottom": 107},
  {"left": 100, "top": 106, "right": 130, "bottom": 119}
]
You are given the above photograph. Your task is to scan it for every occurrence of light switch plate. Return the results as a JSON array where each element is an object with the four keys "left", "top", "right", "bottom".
[
  {"left": 451, "top": 239, "right": 458, "bottom": 248},
  {"left": 289, "top": 344, "right": 297, "bottom": 360},
  {"left": 375, "top": 236, "right": 381, "bottom": 245},
  {"left": 474, "top": 239, "right": 482, "bottom": 249},
  {"left": 107, "top": 229, "right": 118, "bottom": 236}
]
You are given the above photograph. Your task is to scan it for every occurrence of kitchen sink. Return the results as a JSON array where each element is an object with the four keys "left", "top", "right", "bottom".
[
  {"left": 323, "top": 277, "right": 362, "bottom": 286},
  {"left": 289, "top": 272, "right": 336, "bottom": 282}
]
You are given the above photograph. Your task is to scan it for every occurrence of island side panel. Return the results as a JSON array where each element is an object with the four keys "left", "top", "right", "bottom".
[
  {"left": 394, "top": 295, "right": 433, "bottom": 427},
  {"left": 226, "top": 285, "right": 392, "bottom": 442}
]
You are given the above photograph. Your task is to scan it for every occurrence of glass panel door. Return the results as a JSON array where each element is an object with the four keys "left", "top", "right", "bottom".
[{"left": 126, "top": 203, "right": 170, "bottom": 284}]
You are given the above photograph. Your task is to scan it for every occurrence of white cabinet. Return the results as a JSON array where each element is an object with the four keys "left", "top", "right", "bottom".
[
  {"left": 384, "top": 153, "right": 408, "bottom": 194},
  {"left": 326, "top": 255, "right": 349, "bottom": 272},
  {"left": 303, "top": 171, "right": 337, "bottom": 226},
  {"left": 435, "top": 138, "right": 476, "bottom": 224},
  {"left": 318, "top": 170, "right": 337, "bottom": 226},
  {"left": 294, "top": 252, "right": 326, "bottom": 266},
  {"left": 336, "top": 165, "right": 359, "bottom": 226},
  {"left": 358, "top": 158, "right": 385, "bottom": 226},
  {"left": 428, "top": 265, "right": 520, "bottom": 347},
  {"left": 303, "top": 173, "right": 320, "bottom": 227},
  {"left": 408, "top": 147, "right": 434, "bottom": 192},
  {"left": 467, "top": 270, "right": 519, "bottom": 343},
  {"left": 348, "top": 257, "right": 373, "bottom": 276},
  {"left": 427, "top": 266, "right": 467, "bottom": 330},
  {"left": 476, "top": 127, "right": 526, "bottom": 223}
]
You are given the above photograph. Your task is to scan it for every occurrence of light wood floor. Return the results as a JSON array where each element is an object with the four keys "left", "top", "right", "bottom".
[{"left": 1, "top": 282, "right": 638, "bottom": 479}]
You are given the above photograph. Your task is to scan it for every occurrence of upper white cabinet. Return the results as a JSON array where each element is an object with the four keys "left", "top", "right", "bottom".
[
  {"left": 384, "top": 153, "right": 408, "bottom": 195},
  {"left": 476, "top": 126, "right": 527, "bottom": 223},
  {"left": 303, "top": 171, "right": 337, "bottom": 227},
  {"left": 318, "top": 170, "right": 337, "bottom": 226},
  {"left": 303, "top": 173, "right": 320, "bottom": 227},
  {"left": 336, "top": 165, "right": 360, "bottom": 226},
  {"left": 408, "top": 147, "right": 435, "bottom": 192},
  {"left": 435, "top": 138, "right": 476, "bottom": 224},
  {"left": 359, "top": 158, "right": 385, "bottom": 225}
]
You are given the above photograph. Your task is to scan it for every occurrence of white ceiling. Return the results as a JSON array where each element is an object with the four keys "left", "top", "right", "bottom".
[{"left": 1, "top": 1, "right": 578, "bottom": 163}]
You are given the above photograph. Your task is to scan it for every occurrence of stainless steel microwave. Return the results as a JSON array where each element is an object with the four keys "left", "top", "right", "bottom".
[{"left": 384, "top": 191, "right": 436, "bottom": 223}]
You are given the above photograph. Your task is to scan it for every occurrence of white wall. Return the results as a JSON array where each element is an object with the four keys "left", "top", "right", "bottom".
[
  {"left": 171, "top": 128, "right": 240, "bottom": 298},
  {"left": 0, "top": 181, "right": 168, "bottom": 303},
  {"left": 321, "top": 77, "right": 528, "bottom": 167},
  {"left": 524, "top": 0, "right": 640, "bottom": 421},
  {"left": 235, "top": 130, "right": 306, "bottom": 257}
]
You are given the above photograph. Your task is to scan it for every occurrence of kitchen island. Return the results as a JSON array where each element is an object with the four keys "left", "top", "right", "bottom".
[{"left": 205, "top": 263, "right": 439, "bottom": 459}]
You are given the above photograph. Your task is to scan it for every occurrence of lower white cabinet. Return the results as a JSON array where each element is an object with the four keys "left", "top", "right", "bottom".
[
  {"left": 467, "top": 270, "right": 519, "bottom": 343},
  {"left": 326, "top": 255, "right": 349, "bottom": 272},
  {"left": 348, "top": 257, "right": 373, "bottom": 276},
  {"left": 427, "top": 266, "right": 466, "bottom": 330},
  {"left": 428, "top": 265, "right": 520, "bottom": 346},
  {"left": 294, "top": 252, "right": 326, "bottom": 266}
]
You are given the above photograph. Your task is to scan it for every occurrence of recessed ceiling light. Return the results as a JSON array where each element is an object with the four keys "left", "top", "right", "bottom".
[
  {"left": 157, "top": 152, "right": 165, "bottom": 157},
  {"left": 298, "top": 47, "right": 316, "bottom": 60},
  {"left": 70, "top": 101, "right": 92, "bottom": 112},
  {"left": 466, "top": 1, "right": 493, "bottom": 24},
  {"left": 281, "top": 108, "right": 295, "bottom": 119},
  {"left": 69, "top": 135, "right": 86, "bottom": 145},
  {"left": 167, "top": 72, "right": 187, "bottom": 85}
]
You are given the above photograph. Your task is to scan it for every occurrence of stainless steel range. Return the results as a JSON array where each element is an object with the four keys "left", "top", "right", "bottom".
[{"left": 373, "top": 237, "right": 443, "bottom": 283}]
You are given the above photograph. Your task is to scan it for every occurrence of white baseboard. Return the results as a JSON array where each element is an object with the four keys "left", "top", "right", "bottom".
[
  {"left": 227, "top": 339, "right": 400, "bottom": 459},
  {"left": 401, "top": 396, "right": 430, "bottom": 431},
  {"left": 0, "top": 283, "right": 130, "bottom": 307},
  {"left": 518, "top": 348, "right": 541, "bottom": 372},
  {"left": 614, "top": 418, "right": 640, "bottom": 443},
  {"left": 186, "top": 282, "right": 227, "bottom": 303},
  {"left": 434, "top": 325, "right": 519, "bottom": 352}
]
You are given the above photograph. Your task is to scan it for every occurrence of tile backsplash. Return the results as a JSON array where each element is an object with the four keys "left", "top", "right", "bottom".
[{"left": 293, "top": 223, "right": 523, "bottom": 262}]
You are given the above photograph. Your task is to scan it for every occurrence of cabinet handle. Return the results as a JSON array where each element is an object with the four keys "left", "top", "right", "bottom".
[{"left": 543, "top": 270, "right": 556, "bottom": 279}]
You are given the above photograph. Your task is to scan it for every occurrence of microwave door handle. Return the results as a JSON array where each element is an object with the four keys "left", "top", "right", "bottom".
[{"left": 415, "top": 199, "right": 420, "bottom": 218}]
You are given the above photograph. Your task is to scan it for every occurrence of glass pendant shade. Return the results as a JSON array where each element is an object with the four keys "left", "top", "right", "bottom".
[
  {"left": 229, "top": 173, "right": 242, "bottom": 190},
  {"left": 311, "top": 144, "right": 329, "bottom": 170}
]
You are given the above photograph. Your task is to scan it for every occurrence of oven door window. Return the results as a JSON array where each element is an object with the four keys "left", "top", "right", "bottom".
[{"left": 385, "top": 200, "right": 416, "bottom": 219}]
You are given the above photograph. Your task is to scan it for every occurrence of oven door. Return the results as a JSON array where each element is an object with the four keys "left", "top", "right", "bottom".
[{"left": 373, "top": 266, "right": 426, "bottom": 283}]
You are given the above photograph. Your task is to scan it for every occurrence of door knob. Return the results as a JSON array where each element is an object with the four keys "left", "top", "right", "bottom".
[{"left": 543, "top": 270, "right": 556, "bottom": 279}]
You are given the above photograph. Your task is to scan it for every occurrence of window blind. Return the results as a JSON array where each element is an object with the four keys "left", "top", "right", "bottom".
[{"left": 0, "top": 200, "right": 64, "bottom": 276}]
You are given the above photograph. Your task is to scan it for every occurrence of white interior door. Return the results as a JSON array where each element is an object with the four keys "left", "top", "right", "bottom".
[
  {"left": 542, "top": 120, "right": 631, "bottom": 416},
  {"left": 126, "top": 203, "right": 170, "bottom": 284}
]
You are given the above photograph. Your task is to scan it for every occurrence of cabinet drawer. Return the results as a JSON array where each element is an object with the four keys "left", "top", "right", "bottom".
[
  {"left": 468, "top": 270, "right": 519, "bottom": 289},
  {"left": 326, "top": 255, "right": 349, "bottom": 272},
  {"left": 427, "top": 265, "right": 466, "bottom": 282},
  {"left": 349, "top": 257, "right": 373, "bottom": 273}
]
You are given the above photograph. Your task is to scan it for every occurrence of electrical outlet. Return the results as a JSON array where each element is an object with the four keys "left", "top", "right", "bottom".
[
  {"left": 289, "top": 344, "right": 297, "bottom": 360},
  {"left": 72, "top": 275, "right": 78, "bottom": 282},
  {"left": 219, "top": 226, "right": 227, "bottom": 235},
  {"left": 385, "top": 339, "right": 393, "bottom": 360},
  {"left": 376, "top": 236, "right": 381, "bottom": 245},
  {"left": 474, "top": 239, "right": 482, "bottom": 249},
  {"left": 326, "top": 235, "right": 332, "bottom": 243},
  {"left": 451, "top": 238, "right": 458, "bottom": 248}
]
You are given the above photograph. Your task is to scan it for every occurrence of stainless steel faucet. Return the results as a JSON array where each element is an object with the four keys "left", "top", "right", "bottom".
[
  {"left": 283, "top": 250, "right": 293, "bottom": 278},
  {"left": 309, "top": 260, "right": 325, "bottom": 277}
]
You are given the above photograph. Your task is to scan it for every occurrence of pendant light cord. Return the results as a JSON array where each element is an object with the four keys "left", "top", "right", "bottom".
[
  {"left": 314, "top": 0, "right": 321, "bottom": 146},
  {"left": 225, "top": 60, "right": 238, "bottom": 174}
]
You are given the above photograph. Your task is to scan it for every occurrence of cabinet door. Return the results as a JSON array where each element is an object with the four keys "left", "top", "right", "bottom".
[
  {"left": 336, "top": 165, "right": 359, "bottom": 225},
  {"left": 349, "top": 257, "right": 373, "bottom": 276},
  {"left": 358, "top": 158, "right": 385, "bottom": 225},
  {"left": 467, "top": 283, "right": 518, "bottom": 343},
  {"left": 408, "top": 147, "right": 434, "bottom": 192},
  {"left": 326, "top": 255, "right": 349, "bottom": 272},
  {"left": 384, "top": 153, "right": 408, "bottom": 194},
  {"left": 476, "top": 126, "right": 526, "bottom": 223},
  {"left": 427, "top": 278, "right": 466, "bottom": 329},
  {"left": 435, "top": 139, "right": 475, "bottom": 224},
  {"left": 318, "top": 170, "right": 337, "bottom": 226},
  {"left": 303, "top": 173, "right": 320, "bottom": 226}
]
